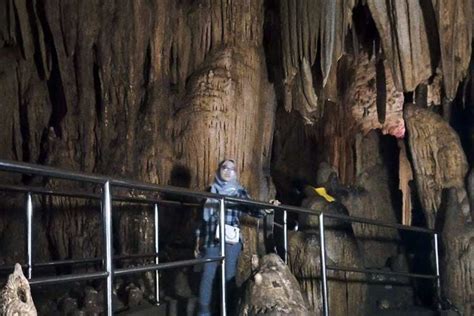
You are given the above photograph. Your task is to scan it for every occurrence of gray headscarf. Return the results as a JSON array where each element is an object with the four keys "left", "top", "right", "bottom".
[{"left": 202, "top": 159, "right": 248, "bottom": 221}]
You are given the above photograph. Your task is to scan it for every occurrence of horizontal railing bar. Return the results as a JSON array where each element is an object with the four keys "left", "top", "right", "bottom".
[
  {"left": 326, "top": 265, "right": 438, "bottom": 280},
  {"left": 116, "top": 253, "right": 158, "bottom": 260},
  {"left": 226, "top": 197, "right": 319, "bottom": 216},
  {"left": 0, "top": 160, "right": 108, "bottom": 184},
  {"left": 0, "top": 259, "right": 101, "bottom": 272},
  {"left": 0, "top": 159, "right": 435, "bottom": 234},
  {"left": 0, "top": 184, "right": 201, "bottom": 207},
  {"left": 0, "top": 159, "right": 216, "bottom": 199},
  {"left": 323, "top": 213, "right": 435, "bottom": 234},
  {"left": 0, "top": 253, "right": 160, "bottom": 271},
  {"left": 225, "top": 196, "right": 435, "bottom": 234},
  {"left": 114, "top": 196, "right": 199, "bottom": 207},
  {"left": 29, "top": 271, "right": 108, "bottom": 286},
  {"left": 0, "top": 183, "right": 99, "bottom": 200},
  {"left": 114, "top": 257, "right": 223, "bottom": 276},
  {"left": 34, "top": 257, "right": 101, "bottom": 267}
]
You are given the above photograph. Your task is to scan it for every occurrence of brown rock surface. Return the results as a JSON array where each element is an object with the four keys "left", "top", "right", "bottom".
[
  {"left": 238, "top": 253, "right": 309, "bottom": 316},
  {"left": 405, "top": 105, "right": 470, "bottom": 229},
  {"left": 0, "top": 263, "right": 37, "bottom": 316}
]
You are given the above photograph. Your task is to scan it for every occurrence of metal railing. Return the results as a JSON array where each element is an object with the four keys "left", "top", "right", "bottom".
[{"left": 0, "top": 159, "right": 440, "bottom": 316}]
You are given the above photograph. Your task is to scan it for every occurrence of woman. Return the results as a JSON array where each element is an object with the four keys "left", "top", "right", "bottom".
[{"left": 195, "top": 159, "right": 257, "bottom": 316}]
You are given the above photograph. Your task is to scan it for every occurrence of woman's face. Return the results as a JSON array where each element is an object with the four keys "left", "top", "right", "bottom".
[{"left": 219, "top": 161, "right": 236, "bottom": 182}]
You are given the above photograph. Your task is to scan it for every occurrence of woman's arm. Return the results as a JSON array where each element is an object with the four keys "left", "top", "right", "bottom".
[{"left": 235, "top": 189, "right": 281, "bottom": 218}]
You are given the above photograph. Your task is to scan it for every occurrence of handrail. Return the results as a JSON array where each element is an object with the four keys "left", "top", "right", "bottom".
[
  {"left": 114, "top": 257, "right": 224, "bottom": 276},
  {"left": 0, "top": 253, "right": 162, "bottom": 272},
  {"left": 225, "top": 195, "right": 435, "bottom": 234},
  {"left": 326, "top": 265, "right": 438, "bottom": 280},
  {"left": 28, "top": 271, "right": 109, "bottom": 286},
  {"left": 0, "top": 159, "right": 217, "bottom": 199},
  {"left": 0, "top": 159, "right": 434, "bottom": 234},
  {"left": 0, "top": 159, "right": 440, "bottom": 316},
  {"left": 0, "top": 183, "right": 201, "bottom": 207}
]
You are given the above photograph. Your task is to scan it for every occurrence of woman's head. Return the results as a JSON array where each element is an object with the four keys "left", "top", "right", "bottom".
[{"left": 217, "top": 159, "right": 237, "bottom": 182}]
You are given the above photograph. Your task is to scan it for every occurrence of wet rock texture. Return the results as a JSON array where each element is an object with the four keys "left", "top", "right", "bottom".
[
  {"left": 405, "top": 105, "right": 470, "bottom": 229},
  {"left": 238, "top": 253, "right": 309, "bottom": 316},
  {"left": 350, "top": 131, "right": 401, "bottom": 268},
  {"left": 404, "top": 105, "right": 473, "bottom": 314},
  {"left": 0, "top": 264, "right": 37, "bottom": 316},
  {"left": 439, "top": 188, "right": 474, "bottom": 315},
  {"left": 288, "top": 192, "right": 367, "bottom": 315}
]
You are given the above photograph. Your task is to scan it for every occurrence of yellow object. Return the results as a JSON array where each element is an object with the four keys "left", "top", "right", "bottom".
[{"left": 314, "top": 187, "right": 335, "bottom": 202}]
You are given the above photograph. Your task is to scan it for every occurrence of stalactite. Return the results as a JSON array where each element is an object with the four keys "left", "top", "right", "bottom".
[
  {"left": 279, "top": 0, "right": 355, "bottom": 124},
  {"left": 320, "top": 0, "right": 337, "bottom": 86},
  {"left": 300, "top": 57, "right": 318, "bottom": 114},
  {"left": 280, "top": 0, "right": 320, "bottom": 119},
  {"left": 432, "top": 0, "right": 472, "bottom": 100},
  {"left": 367, "top": 0, "right": 432, "bottom": 92},
  {"left": 375, "top": 55, "right": 387, "bottom": 124},
  {"left": 347, "top": 52, "right": 405, "bottom": 138},
  {"left": 398, "top": 139, "right": 413, "bottom": 226},
  {"left": 427, "top": 71, "right": 442, "bottom": 106}
]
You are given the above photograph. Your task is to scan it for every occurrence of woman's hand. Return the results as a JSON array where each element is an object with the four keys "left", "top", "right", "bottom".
[
  {"left": 269, "top": 199, "right": 281, "bottom": 206},
  {"left": 263, "top": 199, "right": 281, "bottom": 215}
]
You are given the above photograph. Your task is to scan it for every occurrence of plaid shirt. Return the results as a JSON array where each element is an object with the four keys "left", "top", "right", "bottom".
[{"left": 196, "top": 188, "right": 261, "bottom": 248}]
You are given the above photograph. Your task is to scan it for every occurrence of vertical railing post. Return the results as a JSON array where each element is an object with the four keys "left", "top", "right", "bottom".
[
  {"left": 219, "top": 198, "right": 227, "bottom": 316},
  {"left": 26, "top": 192, "right": 33, "bottom": 279},
  {"left": 283, "top": 210, "right": 288, "bottom": 264},
  {"left": 154, "top": 203, "right": 160, "bottom": 305},
  {"left": 319, "top": 213, "right": 329, "bottom": 316},
  {"left": 434, "top": 233, "right": 441, "bottom": 308},
  {"left": 102, "top": 181, "right": 113, "bottom": 316}
]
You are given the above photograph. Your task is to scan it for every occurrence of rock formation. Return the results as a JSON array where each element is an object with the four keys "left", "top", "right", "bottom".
[
  {"left": 439, "top": 188, "right": 474, "bottom": 315},
  {"left": 238, "top": 253, "right": 309, "bottom": 316},
  {"left": 0, "top": 264, "right": 37, "bottom": 316},
  {"left": 404, "top": 104, "right": 470, "bottom": 229}
]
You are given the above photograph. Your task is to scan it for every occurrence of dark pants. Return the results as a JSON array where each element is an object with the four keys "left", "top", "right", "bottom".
[{"left": 198, "top": 243, "right": 242, "bottom": 316}]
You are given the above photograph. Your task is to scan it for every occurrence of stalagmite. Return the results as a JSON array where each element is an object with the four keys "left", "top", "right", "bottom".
[
  {"left": 439, "top": 188, "right": 473, "bottom": 316},
  {"left": 296, "top": 194, "right": 367, "bottom": 316},
  {"left": 238, "top": 254, "right": 309, "bottom": 315},
  {"left": 349, "top": 131, "right": 401, "bottom": 267},
  {"left": 404, "top": 104, "right": 470, "bottom": 229},
  {"left": 287, "top": 164, "right": 367, "bottom": 315},
  {"left": 0, "top": 264, "right": 37, "bottom": 316}
]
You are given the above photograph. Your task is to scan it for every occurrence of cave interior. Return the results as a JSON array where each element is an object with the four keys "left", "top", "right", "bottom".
[{"left": 0, "top": 0, "right": 473, "bottom": 315}]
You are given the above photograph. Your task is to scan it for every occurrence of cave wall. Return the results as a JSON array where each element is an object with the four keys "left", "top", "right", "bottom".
[
  {"left": 0, "top": 0, "right": 275, "bottom": 192},
  {"left": 0, "top": 0, "right": 276, "bottom": 268}
]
